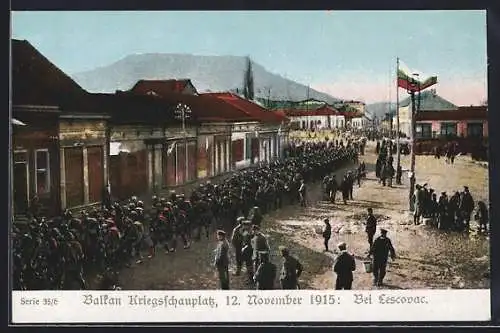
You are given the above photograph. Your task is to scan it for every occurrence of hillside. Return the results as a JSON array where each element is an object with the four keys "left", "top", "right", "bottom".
[
  {"left": 366, "top": 101, "right": 397, "bottom": 119},
  {"left": 72, "top": 54, "right": 340, "bottom": 103}
]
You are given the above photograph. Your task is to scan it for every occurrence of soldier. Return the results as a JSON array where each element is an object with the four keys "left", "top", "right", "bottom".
[
  {"left": 230, "top": 217, "right": 245, "bottom": 276},
  {"left": 253, "top": 251, "right": 277, "bottom": 290},
  {"left": 214, "top": 230, "right": 230, "bottom": 290},
  {"left": 475, "top": 201, "right": 489, "bottom": 232},
  {"left": 365, "top": 208, "right": 377, "bottom": 249},
  {"left": 322, "top": 218, "right": 332, "bottom": 252},
  {"left": 248, "top": 206, "right": 263, "bottom": 227},
  {"left": 413, "top": 185, "right": 424, "bottom": 225},
  {"left": 279, "top": 246, "right": 303, "bottom": 290},
  {"left": 459, "top": 186, "right": 475, "bottom": 232},
  {"left": 329, "top": 174, "right": 338, "bottom": 203},
  {"left": 241, "top": 220, "right": 255, "bottom": 284},
  {"left": 298, "top": 179, "right": 307, "bottom": 207},
  {"left": 340, "top": 175, "right": 350, "bottom": 205},
  {"left": 369, "top": 228, "right": 396, "bottom": 287},
  {"left": 437, "top": 192, "right": 449, "bottom": 230},
  {"left": 333, "top": 242, "right": 356, "bottom": 290},
  {"left": 251, "top": 225, "right": 270, "bottom": 273}
]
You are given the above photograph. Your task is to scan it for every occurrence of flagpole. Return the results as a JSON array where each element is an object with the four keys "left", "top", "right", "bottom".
[{"left": 396, "top": 57, "right": 401, "bottom": 184}]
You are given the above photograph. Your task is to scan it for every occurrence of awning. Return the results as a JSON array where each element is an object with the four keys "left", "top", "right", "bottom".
[{"left": 12, "top": 118, "right": 27, "bottom": 126}]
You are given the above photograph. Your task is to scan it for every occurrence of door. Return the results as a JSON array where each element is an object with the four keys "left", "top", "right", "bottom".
[
  {"left": 64, "top": 147, "right": 84, "bottom": 208},
  {"left": 87, "top": 146, "right": 104, "bottom": 204},
  {"left": 13, "top": 152, "right": 29, "bottom": 215}
]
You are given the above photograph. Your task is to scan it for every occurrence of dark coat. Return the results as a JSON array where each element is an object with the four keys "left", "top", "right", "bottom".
[
  {"left": 215, "top": 240, "right": 230, "bottom": 268},
  {"left": 254, "top": 261, "right": 277, "bottom": 290},
  {"left": 333, "top": 251, "right": 356, "bottom": 282}
]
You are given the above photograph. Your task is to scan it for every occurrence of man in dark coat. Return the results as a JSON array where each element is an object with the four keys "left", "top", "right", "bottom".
[
  {"left": 322, "top": 218, "right": 332, "bottom": 252},
  {"left": 369, "top": 228, "right": 396, "bottom": 287},
  {"left": 333, "top": 242, "right": 356, "bottom": 290},
  {"left": 230, "top": 217, "right": 245, "bottom": 276},
  {"left": 459, "top": 186, "right": 475, "bottom": 232},
  {"left": 365, "top": 208, "right": 377, "bottom": 249},
  {"left": 241, "top": 220, "right": 255, "bottom": 284},
  {"left": 251, "top": 225, "right": 270, "bottom": 273},
  {"left": 254, "top": 251, "right": 277, "bottom": 290},
  {"left": 214, "top": 230, "right": 230, "bottom": 290},
  {"left": 279, "top": 246, "right": 303, "bottom": 290}
]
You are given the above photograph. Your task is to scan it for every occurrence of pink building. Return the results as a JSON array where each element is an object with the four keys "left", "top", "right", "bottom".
[{"left": 415, "top": 106, "right": 488, "bottom": 139}]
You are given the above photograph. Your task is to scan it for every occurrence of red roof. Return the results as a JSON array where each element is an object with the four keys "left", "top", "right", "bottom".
[
  {"left": 11, "top": 39, "right": 89, "bottom": 108},
  {"left": 202, "top": 93, "right": 287, "bottom": 124},
  {"left": 415, "top": 106, "right": 487, "bottom": 121},
  {"left": 126, "top": 89, "right": 257, "bottom": 122},
  {"left": 131, "top": 79, "right": 197, "bottom": 95}
]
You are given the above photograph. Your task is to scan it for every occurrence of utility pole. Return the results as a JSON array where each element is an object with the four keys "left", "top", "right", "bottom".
[
  {"left": 396, "top": 57, "right": 401, "bottom": 184},
  {"left": 408, "top": 74, "right": 419, "bottom": 211},
  {"left": 175, "top": 103, "right": 192, "bottom": 184}
]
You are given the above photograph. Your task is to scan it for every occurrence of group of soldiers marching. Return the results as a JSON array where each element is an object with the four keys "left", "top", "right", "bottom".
[
  {"left": 412, "top": 183, "right": 489, "bottom": 232},
  {"left": 13, "top": 137, "right": 359, "bottom": 291},
  {"left": 375, "top": 139, "right": 400, "bottom": 186}
]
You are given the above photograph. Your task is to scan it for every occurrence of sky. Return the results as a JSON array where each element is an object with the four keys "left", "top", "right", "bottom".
[{"left": 11, "top": 10, "right": 487, "bottom": 105}]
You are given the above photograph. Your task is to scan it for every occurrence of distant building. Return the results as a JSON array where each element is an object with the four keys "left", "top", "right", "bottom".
[
  {"left": 342, "top": 100, "right": 366, "bottom": 115},
  {"left": 394, "top": 89, "right": 457, "bottom": 137},
  {"left": 130, "top": 79, "right": 199, "bottom": 96}
]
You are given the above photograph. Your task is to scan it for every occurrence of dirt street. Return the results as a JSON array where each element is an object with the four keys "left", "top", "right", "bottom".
[{"left": 116, "top": 140, "right": 490, "bottom": 290}]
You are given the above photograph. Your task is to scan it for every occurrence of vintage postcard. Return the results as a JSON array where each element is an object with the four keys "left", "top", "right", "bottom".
[{"left": 10, "top": 10, "right": 490, "bottom": 324}]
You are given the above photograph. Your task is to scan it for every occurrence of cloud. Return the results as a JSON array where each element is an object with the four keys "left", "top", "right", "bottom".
[{"left": 312, "top": 75, "right": 487, "bottom": 105}]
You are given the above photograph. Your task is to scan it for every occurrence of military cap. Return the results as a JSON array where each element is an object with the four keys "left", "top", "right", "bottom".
[
  {"left": 337, "top": 242, "right": 347, "bottom": 250},
  {"left": 441, "top": 191, "right": 447, "bottom": 195},
  {"left": 380, "top": 228, "right": 388, "bottom": 234},
  {"left": 323, "top": 218, "right": 330, "bottom": 223}
]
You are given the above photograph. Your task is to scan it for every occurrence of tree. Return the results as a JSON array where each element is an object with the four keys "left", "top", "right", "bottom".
[{"left": 243, "top": 56, "right": 255, "bottom": 100}]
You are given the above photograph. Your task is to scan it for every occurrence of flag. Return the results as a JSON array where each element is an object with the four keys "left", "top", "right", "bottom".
[
  {"left": 397, "top": 60, "right": 437, "bottom": 92},
  {"left": 167, "top": 142, "right": 176, "bottom": 155}
]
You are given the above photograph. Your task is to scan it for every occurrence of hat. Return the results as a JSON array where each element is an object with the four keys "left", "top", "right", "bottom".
[
  {"left": 237, "top": 216, "right": 245, "bottom": 223},
  {"left": 416, "top": 184, "right": 421, "bottom": 189},
  {"left": 464, "top": 186, "right": 469, "bottom": 191},
  {"left": 441, "top": 191, "right": 447, "bottom": 195},
  {"left": 216, "top": 230, "right": 226, "bottom": 236},
  {"left": 380, "top": 228, "right": 388, "bottom": 234},
  {"left": 337, "top": 242, "right": 347, "bottom": 250},
  {"left": 324, "top": 218, "right": 330, "bottom": 223}
]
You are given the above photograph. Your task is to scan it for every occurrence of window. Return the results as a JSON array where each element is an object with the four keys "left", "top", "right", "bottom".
[
  {"left": 34, "top": 149, "right": 50, "bottom": 194},
  {"left": 416, "top": 123, "right": 432, "bottom": 139},
  {"left": 467, "top": 122, "right": 483, "bottom": 138},
  {"left": 440, "top": 122, "right": 457, "bottom": 137}
]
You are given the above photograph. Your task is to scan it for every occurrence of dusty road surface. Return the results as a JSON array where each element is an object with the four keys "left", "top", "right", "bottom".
[{"left": 116, "top": 140, "right": 490, "bottom": 290}]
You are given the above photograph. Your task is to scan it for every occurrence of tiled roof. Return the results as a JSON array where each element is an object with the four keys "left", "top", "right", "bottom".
[
  {"left": 84, "top": 93, "right": 180, "bottom": 124},
  {"left": 131, "top": 79, "right": 198, "bottom": 95},
  {"left": 126, "top": 89, "right": 258, "bottom": 122},
  {"left": 11, "top": 39, "right": 89, "bottom": 108},
  {"left": 203, "top": 93, "right": 287, "bottom": 124},
  {"left": 400, "top": 90, "right": 457, "bottom": 110},
  {"left": 415, "top": 106, "right": 487, "bottom": 121}
]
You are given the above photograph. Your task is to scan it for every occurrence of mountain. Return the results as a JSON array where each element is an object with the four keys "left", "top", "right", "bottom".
[
  {"left": 365, "top": 102, "right": 397, "bottom": 120},
  {"left": 72, "top": 54, "right": 341, "bottom": 103}
]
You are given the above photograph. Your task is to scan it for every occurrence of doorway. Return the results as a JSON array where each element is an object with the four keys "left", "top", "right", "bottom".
[{"left": 13, "top": 151, "right": 29, "bottom": 215}]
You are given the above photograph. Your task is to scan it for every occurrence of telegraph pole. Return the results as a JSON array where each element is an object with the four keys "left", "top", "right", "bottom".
[
  {"left": 396, "top": 57, "right": 402, "bottom": 184},
  {"left": 408, "top": 73, "right": 419, "bottom": 211}
]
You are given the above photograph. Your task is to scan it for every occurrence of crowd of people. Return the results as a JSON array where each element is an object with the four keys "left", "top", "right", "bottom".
[
  {"left": 12, "top": 137, "right": 360, "bottom": 291},
  {"left": 412, "top": 183, "right": 489, "bottom": 233}
]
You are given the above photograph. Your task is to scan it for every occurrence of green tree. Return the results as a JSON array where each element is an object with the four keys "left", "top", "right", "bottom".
[{"left": 243, "top": 56, "right": 254, "bottom": 100}]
